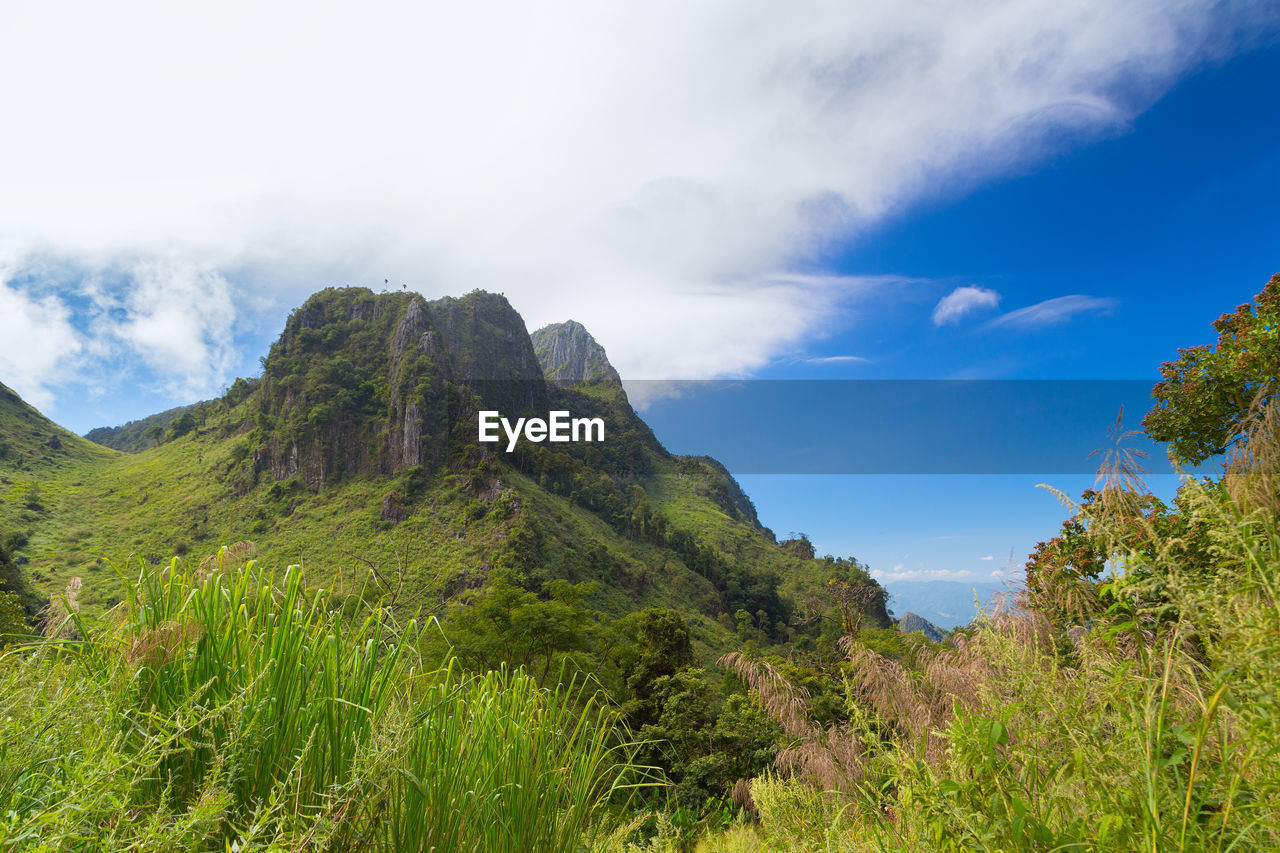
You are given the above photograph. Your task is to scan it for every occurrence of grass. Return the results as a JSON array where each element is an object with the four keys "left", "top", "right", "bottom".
[
  {"left": 390, "top": 665, "right": 640, "bottom": 852},
  {"left": 9, "top": 357, "right": 1279, "bottom": 848},
  {"left": 668, "top": 443, "right": 1280, "bottom": 851},
  {"left": 0, "top": 553, "right": 643, "bottom": 850},
  {"left": 1, "top": 459, "right": 1278, "bottom": 850}
]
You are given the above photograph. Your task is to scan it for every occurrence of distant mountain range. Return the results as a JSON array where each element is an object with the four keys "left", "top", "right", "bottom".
[{"left": 884, "top": 580, "right": 1018, "bottom": 630}]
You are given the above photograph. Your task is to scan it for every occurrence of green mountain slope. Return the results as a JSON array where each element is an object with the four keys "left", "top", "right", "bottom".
[
  {"left": 0, "top": 382, "right": 117, "bottom": 473},
  {"left": 84, "top": 403, "right": 199, "bottom": 452},
  {"left": 0, "top": 288, "right": 888, "bottom": 652}
]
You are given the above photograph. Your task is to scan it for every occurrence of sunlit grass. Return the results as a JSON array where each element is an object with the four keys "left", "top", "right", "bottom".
[{"left": 0, "top": 552, "right": 644, "bottom": 850}]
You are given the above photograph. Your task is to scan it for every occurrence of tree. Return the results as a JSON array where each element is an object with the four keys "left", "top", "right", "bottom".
[
  {"left": 612, "top": 608, "right": 694, "bottom": 727},
  {"left": 166, "top": 411, "right": 198, "bottom": 441},
  {"left": 1023, "top": 484, "right": 1216, "bottom": 626},
  {"left": 145, "top": 424, "right": 164, "bottom": 447},
  {"left": 799, "top": 557, "right": 887, "bottom": 640},
  {"left": 0, "top": 532, "right": 38, "bottom": 617},
  {"left": 1144, "top": 273, "right": 1280, "bottom": 464},
  {"left": 442, "top": 575, "right": 600, "bottom": 682},
  {"left": 631, "top": 668, "right": 778, "bottom": 810},
  {"left": 0, "top": 592, "right": 25, "bottom": 647}
]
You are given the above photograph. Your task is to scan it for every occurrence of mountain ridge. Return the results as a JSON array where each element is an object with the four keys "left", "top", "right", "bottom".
[
  {"left": 0, "top": 287, "right": 890, "bottom": 654},
  {"left": 85, "top": 403, "right": 200, "bottom": 453}
]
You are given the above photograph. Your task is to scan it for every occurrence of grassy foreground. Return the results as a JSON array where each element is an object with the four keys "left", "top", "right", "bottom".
[
  {"left": 0, "top": 555, "right": 644, "bottom": 851},
  {"left": 4, "top": 446, "right": 1280, "bottom": 850}
]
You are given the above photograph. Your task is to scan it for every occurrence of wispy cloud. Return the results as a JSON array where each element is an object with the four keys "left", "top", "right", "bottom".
[
  {"left": 933, "top": 286, "right": 1001, "bottom": 326},
  {"left": 979, "top": 555, "right": 995, "bottom": 560},
  {"left": 799, "top": 355, "right": 868, "bottom": 365},
  {"left": 0, "top": 1, "right": 1266, "bottom": 412},
  {"left": 987, "top": 294, "right": 1118, "bottom": 330},
  {"left": 0, "top": 258, "right": 243, "bottom": 415},
  {"left": 874, "top": 567, "right": 981, "bottom": 582}
]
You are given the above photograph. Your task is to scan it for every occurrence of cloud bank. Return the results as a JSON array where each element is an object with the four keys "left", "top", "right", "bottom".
[{"left": 0, "top": 0, "right": 1270, "bottom": 411}]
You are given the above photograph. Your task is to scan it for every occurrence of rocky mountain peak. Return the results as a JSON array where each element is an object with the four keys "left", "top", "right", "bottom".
[
  {"left": 531, "top": 320, "right": 622, "bottom": 386},
  {"left": 251, "top": 287, "right": 548, "bottom": 491}
]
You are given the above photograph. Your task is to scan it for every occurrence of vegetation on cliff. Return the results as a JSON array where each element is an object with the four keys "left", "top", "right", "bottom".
[{"left": 4, "top": 277, "right": 1278, "bottom": 849}]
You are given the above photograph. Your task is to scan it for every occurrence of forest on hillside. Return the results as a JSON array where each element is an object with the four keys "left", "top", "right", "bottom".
[{"left": 0, "top": 277, "right": 1278, "bottom": 850}]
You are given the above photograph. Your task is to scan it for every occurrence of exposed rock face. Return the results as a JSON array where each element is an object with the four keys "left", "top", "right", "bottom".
[
  {"left": 251, "top": 287, "right": 548, "bottom": 491},
  {"left": 427, "top": 291, "right": 548, "bottom": 416},
  {"left": 531, "top": 321, "right": 622, "bottom": 386},
  {"left": 386, "top": 295, "right": 447, "bottom": 472}
]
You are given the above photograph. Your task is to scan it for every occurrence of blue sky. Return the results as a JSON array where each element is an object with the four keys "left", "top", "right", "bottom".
[
  {"left": 708, "top": 43, "right": 1280, "bottom": 581},
  {"left": 0, "top": 3, "right": 1277, "bottom": 584},
  {"left": 761, "top": 42, "right": 1280, "bottom": 383}
]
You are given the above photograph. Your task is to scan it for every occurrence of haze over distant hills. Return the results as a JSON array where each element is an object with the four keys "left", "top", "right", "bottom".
[{"left": 884, "top": 580, "right": 1014, "bottom": 629}]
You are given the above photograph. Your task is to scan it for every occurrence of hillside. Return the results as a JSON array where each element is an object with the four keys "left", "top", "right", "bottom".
[
  {"left": 0, "top": 288, "right": 888, "bottom": 658},
  {"left": 84, "top": 403, "right": 199, "bottom": 453},
  {"left": 0, "top": 382, "right": 117, "bottom": 473}
]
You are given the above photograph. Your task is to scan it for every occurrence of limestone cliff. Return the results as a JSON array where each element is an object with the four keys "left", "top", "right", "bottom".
[
  {"left": 251, "top": 287, "right": 547, "bottom": 491},
  {"left": 531, "top": 321, "right": 622, "bottom": 386}
]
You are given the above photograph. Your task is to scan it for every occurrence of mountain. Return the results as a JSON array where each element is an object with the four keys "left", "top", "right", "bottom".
[
  {"left": 0, "top": 381, "right": 117, "bottom": 473},
  {"left": 0, "top": 287, "right": 889, "bottom": 653},
  {"left": 249, "top": 287, "right": 551, "bottom": 491},
  {"left": 531, "top": 320, "right": 623, "bottom": 386},
  {"left": 884, "top": 580, "right": 1014, "bottom": 629},
  {"left": 85, "top": 403, "right": 200, "bottom": 453},
  {"left": 897, "top": 611, "right": 945, "bottom": 642}
]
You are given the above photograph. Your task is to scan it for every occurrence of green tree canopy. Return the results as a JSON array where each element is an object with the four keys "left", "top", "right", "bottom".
[
  {"left": 165, "top": 411, "right": 198, "bottom": 441},
  {"left": 442, "top": 574, "right": 600, "bottom": 682},
  {"left": 1144, "top": 273, "right": 1280, "bottom": 464}
]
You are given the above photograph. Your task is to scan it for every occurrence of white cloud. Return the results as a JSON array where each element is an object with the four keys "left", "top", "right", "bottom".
[
  {"left": 987, "top": 294, "right": 1118, "bottom": 329},
  {"left": 979, "top": 554, "right": 995, "bottom": 560},
  {"left": 0, "top": 277, "right": 83, "bottom": 410},
  {"left": 933, "top": 286, "right": 1001, "bottom": 326},
  {"left": 0, "top": 257, "right": 241, "bottom": 413},
  {"left": 0, "top": 1, "right": 1268, "bottom": 406},
  {"left": 107, "top": 260, "right": 238, "bottom": 399}
]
